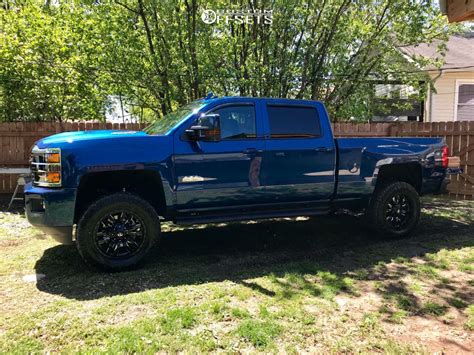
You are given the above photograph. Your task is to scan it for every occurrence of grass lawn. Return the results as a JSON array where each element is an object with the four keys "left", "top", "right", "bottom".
[{"left": 0, "top": 197, "right": 473, "bottom": 353}]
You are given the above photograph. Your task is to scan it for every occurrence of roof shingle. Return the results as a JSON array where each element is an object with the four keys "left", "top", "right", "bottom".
[{"left": 401, "top": 35, "right": 474, "bottom": 70}]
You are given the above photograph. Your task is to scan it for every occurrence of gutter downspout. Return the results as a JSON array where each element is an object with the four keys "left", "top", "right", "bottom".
[
  {"left": 438, "top": 0, "right": 447, "bottom": 15},
  {"left": 429, "top": 68, "right": 443, "bottom": 122}
]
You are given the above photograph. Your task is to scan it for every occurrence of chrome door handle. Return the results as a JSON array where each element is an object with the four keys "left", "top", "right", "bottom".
[{"left": 242, "top": 148, "right": 262, "bottom": 154}]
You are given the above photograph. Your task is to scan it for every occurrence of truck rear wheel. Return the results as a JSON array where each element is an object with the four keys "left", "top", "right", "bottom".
[
  {"left": 76, "top": 193, "right": 160, "bottom": 270},
  {"left": 367, "top": 181, "right": 420, "bottom": 238}
]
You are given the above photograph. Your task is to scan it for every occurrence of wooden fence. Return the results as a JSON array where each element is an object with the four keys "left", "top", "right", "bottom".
[{"left": 1, "top": 121, "right": 473, "bottom": 199}]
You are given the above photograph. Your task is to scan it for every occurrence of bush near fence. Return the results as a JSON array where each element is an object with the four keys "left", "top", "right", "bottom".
[{"left": 1, "top": 121, "right": 473, "bottom": 199}]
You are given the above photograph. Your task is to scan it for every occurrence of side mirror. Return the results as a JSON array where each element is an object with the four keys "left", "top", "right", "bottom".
[{"left": 185, "top": 114, "right": 221, "bottom": 142}]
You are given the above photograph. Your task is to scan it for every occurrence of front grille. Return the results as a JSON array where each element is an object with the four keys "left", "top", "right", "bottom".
[{"left": 30, "top": 147, "right": 62, "bottom": 187}]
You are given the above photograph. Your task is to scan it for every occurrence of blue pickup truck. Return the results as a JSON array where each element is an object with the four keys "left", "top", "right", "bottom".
[{"left": 25, "top": 96, "right": 456, "bottom": 269}]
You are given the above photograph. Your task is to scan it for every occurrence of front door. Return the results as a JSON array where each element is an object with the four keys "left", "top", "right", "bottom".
[{"left": 174, "top": 103, "right": 266, "bottom": 210}]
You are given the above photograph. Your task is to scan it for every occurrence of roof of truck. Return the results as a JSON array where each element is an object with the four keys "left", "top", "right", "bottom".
[{"left": 202, "top": 96, "right": 323, "bottom": 105}]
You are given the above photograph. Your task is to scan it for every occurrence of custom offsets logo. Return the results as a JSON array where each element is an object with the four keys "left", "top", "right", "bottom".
[{"left": 201, "top": 9, "right": 273, "bottom": 25}]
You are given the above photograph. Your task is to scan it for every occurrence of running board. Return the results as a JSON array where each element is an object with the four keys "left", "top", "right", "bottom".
[{"left": 174, "top": 206, "right": 331, "bottom": 225}]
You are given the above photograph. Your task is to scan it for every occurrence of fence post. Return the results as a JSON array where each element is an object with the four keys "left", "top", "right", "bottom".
[{"left": 388, "top": 124, "right": 399, "bottom": 137}]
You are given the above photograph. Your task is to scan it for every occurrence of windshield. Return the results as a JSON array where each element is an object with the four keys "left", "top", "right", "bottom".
[{"left": 143, "top": 101, "right": 204, "bottom": 135}]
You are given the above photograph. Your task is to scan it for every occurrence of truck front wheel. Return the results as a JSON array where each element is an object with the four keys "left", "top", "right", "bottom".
[
  {"left": 76, "top": 193, "right": 160, "bottom": 270},
  {"left": 368, "top": 181, "right": 420, "bottom": 238}
]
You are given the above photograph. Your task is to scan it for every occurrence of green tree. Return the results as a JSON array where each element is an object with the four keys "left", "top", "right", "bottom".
[
  {"left": 0, "top": 0, "right": 457, "bottom": 122},
  {"left": 0, "top": 0, "right": 110, "bottom": 121}
]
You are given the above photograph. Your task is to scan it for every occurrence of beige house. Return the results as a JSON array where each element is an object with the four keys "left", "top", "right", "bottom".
[{"left": 403, "top": 35, "right": 474, "bottom": 122}]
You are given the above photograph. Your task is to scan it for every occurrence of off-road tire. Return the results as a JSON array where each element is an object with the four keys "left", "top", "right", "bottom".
[
  {"left": 76, "top": 193, "right": 160, "bottom": 271},
  {"left": 367, "top": 181, "right": 420, "bottom": 238}
]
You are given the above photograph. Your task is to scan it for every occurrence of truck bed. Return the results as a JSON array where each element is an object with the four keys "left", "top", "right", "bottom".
[{"left": 335, "top": 137, "right": 446, "bottom": 199}]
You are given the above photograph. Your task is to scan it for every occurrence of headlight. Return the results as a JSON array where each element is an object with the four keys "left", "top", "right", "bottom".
[{"left": 30, "top": 147, "right": 62, "bottom": 187}]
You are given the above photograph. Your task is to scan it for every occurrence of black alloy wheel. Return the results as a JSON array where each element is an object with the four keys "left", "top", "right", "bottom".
[
  {"left": 94, "top": 211, "right": 145, "bottom": 258},
  {"left": 367, "top": 181, "right": 420, "bottom": 238},
  {"left": 384, "top": 193, "right": 411, "bottom": 230},
  {"left": 76, "top": 193, "right": 161, "bottom": 270}
]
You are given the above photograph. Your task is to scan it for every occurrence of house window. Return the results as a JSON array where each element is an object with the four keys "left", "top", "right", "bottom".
[{"left": 456, "top": 83, "right": 474, "bottom": 121}]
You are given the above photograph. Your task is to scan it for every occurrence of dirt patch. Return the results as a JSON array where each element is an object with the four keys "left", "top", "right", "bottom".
[
  {"left": 392, "top": 316, "right": 473, "bottom": 354},
  {"left": 0, "top": 239, "right": 23, "bottom": 248}
]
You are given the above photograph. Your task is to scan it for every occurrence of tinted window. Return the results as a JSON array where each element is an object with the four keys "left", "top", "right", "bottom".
[
  {"left": 213, "top": 105, "right": 256, "bottom": 139},
  {"left": 267, "top": 105, "right": 321, "bottom": 138}
]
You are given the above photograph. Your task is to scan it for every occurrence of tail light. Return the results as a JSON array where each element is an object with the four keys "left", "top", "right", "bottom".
[
  {"left": 441, "top": 146, "right": 449, "bottom": 168},
  {"left": 434, "top": 145, "right": 449, "bottom": 168}
]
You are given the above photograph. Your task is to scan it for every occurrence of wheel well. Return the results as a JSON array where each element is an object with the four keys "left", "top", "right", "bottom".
[
  {"left": 376, "top": 163, "right": 422, "bottom": 193},
  {"left": 74, "top": 170, "right": 167, "bottom": 223}
]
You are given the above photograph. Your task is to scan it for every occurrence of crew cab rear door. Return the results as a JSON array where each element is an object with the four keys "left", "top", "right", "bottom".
[{"left": 261, "top": 102, "right": 336, "bottom": 203}]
